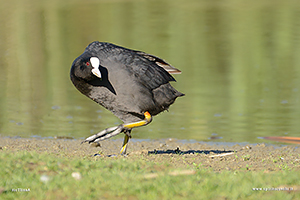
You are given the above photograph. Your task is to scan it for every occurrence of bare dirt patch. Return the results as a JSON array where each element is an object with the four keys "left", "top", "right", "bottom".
[{"left": 1, "top": 137, "right": 299, "bottom": 171}]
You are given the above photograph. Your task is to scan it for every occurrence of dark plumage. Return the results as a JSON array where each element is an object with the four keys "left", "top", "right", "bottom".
[{"left": 70, "top": 41, "right": 184, "bottom": 154}]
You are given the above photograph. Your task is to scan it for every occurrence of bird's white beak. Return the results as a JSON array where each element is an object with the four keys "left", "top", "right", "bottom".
[{"left": 90, "top": 57, "right": 101, "bottom": 78}]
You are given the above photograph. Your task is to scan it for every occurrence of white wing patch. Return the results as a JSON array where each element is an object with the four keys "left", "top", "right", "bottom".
[{"left": 90, "top": 57, "right": 101, "bottom": 78}]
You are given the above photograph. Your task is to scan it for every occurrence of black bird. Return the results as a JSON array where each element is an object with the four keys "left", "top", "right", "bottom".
[{"left": 70, "top": 41, "right": 184, "bottom": 154}]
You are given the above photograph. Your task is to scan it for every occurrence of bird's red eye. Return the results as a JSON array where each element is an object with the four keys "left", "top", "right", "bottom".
[{"left": 86, "top": 62, "right": 90, "bottom": 66}]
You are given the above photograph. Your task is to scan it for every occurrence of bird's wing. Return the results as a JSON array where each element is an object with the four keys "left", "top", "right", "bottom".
[
  {"left": 134, "top": 51, "right": 182, "bottom": 74},
  {"left": 86, "top": 42, "right": 180, "bottom": 90},
  {"left": 127, "top": 51, "right": 179, "bottom": 90}
]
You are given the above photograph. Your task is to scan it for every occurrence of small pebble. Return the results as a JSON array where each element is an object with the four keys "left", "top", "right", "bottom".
[
  {"left": 242, "top": 145, "right": 252, "bottom": 150},
  {"left": 72, "top": 172, "right": 82, "bottom": 180},
  {"left": 159, "top": 143, "right": 166, "bottom": 148},
  {"left": 40, "top": 175, "right": 50, "bottom": 183}
]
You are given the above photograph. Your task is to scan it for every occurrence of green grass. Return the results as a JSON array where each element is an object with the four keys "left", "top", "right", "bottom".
[{"left": 0, "top": 151, "right": 299, "bottom": 200}]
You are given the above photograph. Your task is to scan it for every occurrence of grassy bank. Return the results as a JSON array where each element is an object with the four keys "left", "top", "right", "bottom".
[{"left": 1, "top": 150, "right": 299, "bottom": 200}]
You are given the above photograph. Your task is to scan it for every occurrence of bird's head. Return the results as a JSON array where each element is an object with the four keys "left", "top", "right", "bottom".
[{"left": 71, "top": 56, "right": 102, "bottom": 81}]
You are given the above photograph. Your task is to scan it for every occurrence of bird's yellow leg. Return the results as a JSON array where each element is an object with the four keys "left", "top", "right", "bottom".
[
  {"left": 119, "top": 112, "right": 152, "bottom": 155},
  {"left": 123, "top": 111, "right": 152, "bottom": 129},
  {"left": 120, "top": 134, "right": 130, "bottom": 155}
]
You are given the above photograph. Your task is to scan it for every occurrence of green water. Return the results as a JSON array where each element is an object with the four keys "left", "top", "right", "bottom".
[{"left": 1, "top": 0, "right": 300, "bottom": 144}]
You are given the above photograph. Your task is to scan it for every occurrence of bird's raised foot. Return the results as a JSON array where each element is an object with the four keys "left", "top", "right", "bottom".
[
  {"left": 82, "top": 111, "right": 153, "bottom": 155},
  {"left": 82, "top": 125, "right": 125, "bottom": 144}
]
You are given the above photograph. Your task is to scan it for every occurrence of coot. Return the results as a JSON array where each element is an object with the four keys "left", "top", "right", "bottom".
[{"left": 70, "top": 41, "right": 184, "bottom": 154}]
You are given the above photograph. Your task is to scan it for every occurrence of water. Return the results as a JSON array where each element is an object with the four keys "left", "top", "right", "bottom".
[{"left": 1, "top": 0, "right": 300, "bottom": 144}]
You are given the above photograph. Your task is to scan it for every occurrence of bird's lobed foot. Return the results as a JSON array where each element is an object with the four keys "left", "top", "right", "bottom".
[{"left": 82, "top": 125, "right": 126, "bottom": 144}]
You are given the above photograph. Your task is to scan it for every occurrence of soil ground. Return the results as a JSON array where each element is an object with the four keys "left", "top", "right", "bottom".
[{"left": 1, "top": 137, "right": 299, "bottom": 172}]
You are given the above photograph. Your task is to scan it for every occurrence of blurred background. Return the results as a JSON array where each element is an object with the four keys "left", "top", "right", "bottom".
[{"left": 1, "top": 0, "right": 300, "bottom": 144}]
